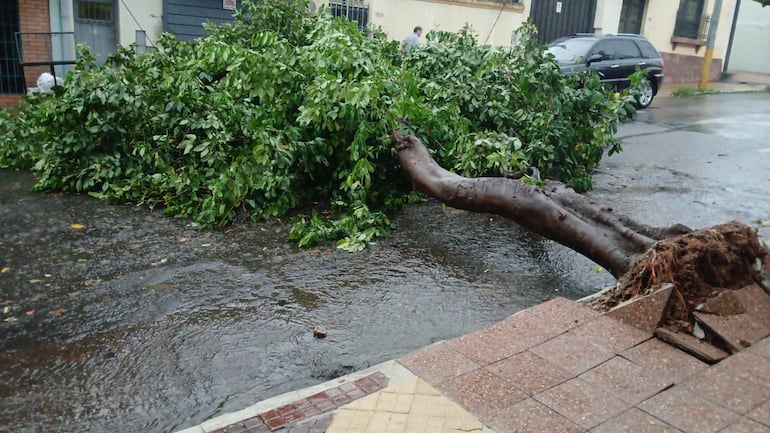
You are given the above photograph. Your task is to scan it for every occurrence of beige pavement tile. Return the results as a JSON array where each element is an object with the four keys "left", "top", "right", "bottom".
[
  {"left": 392, "top": 392, "right": 413, "bottom": 413},
  {"left": 347, "top": 393, "right": 379, "bottom": 411},
  {"left": 376, "top": 392, "right": 398, "bottom": 413},
  {"left": 384, "top": 413, "right": 408, "bottom": 433},
  {"left": 325, "top": 377, "right": 494, "bottom": 433},
  {"left": 327, "top": 408, "right": 357, "bottom": 433}
]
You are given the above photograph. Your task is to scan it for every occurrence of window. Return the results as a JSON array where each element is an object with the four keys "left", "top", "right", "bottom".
[
  {"left": 619, "top": 0, "right": 646, "bottom": 34},
  {"left": 0, "top": 0, "right": 24, "bottom": 94},
  {"left": 674, "top": 0, "right": 705, "bottom": 39},
  {"left": 615, "top": 40, "right": 641, "bottom": 59},
  {"left": 76, "top": 0, "right": 112, "bottom": 22},
  {"left": 590, "top": 41, "right": 615, "bottom": 61},
  {"left": 329, "top": 1, "right": 369, "bottom": 32},
  {"left": 636, "top": 39, "right": 659, "bottom": 59}
]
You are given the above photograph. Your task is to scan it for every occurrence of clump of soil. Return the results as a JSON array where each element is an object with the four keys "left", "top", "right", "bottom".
[{"left": 592, "top": 221, "right": 769, "bottom": 333}]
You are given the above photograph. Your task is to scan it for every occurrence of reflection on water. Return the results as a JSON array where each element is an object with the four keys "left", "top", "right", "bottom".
[{"left": 0, "top": 169, "right": 611, "bottom": 433}]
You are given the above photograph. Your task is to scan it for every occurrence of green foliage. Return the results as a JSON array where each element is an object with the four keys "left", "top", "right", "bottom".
[
  {"left": 0, "top": 0, "right": 636, "bottom": 249},
  {"left": 672, "top": 86, "right": 720, "bottom": 97}
]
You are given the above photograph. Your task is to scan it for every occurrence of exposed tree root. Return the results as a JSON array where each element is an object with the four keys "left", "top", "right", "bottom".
[{"left": 592, "top": 221, "right": 770, "bottom": 333}]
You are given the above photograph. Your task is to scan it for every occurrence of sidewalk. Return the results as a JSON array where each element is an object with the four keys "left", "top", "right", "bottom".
[
  {"left": 176, "top": 292, "right": 770, "bottom": 433},
  {"left": 659, "top": 71, "right": 770, "bottom": 96}
]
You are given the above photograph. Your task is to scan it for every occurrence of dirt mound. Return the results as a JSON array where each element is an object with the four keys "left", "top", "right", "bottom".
[{"left": 593, "top": 221, "right": 769, "bottom": 334}]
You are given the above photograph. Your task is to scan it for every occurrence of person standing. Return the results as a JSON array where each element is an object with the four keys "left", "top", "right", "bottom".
[{"left": 403, "top": 26, "right": 423, "bottom": 51}]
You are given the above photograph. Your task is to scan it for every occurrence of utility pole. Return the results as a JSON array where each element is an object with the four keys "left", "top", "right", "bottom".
[{"left": 699, "top": 0, "right": 724, "bottom": 89}]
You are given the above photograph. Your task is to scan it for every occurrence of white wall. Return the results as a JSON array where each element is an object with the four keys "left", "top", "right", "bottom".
[
  {"left": 726, "top": 0, "right": 770, "bottom": 73},
  {"left": 118, "top": 0, "right": 164, "bottom": 48},
  {"left": 594, "top": 0, "right": 622, "bottom": 35},
  {"left": 369, "top": 0, "right": 531, "bottom": 47},
  {"left": 643, "top": 0, "right": 737, "bottom": 59}
]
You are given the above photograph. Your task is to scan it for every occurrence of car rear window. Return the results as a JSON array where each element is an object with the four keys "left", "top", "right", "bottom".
[{"left": 635, "top": 39, "right": 660, "bottom": 59}]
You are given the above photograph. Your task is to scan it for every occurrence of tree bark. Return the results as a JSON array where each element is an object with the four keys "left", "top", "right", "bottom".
[{"left": 393, "top": 133, "right": 689, "bottom": 279}]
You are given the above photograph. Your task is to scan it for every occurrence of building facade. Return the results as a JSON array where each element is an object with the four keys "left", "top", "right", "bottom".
[{"left": 0, "top": 0, "right": 759, "bottom": 107}]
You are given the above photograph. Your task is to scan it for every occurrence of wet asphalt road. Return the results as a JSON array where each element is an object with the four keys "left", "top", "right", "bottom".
[{"left": 592, "top": 91, "right": 770, "bottom": 241}]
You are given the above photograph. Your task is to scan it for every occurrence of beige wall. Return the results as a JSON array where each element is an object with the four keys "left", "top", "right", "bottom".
[
  {"left": 369, "top": 0, "right": 530, "bottom": 47},
  {"left": 594, "top": 0, "right": 622, "bottom": 35},
  {"left": 642, "top": 0, "right": 736, "bottom": 59},
  {"left": 118, "top": 0, "right": 164, "bottom": 48}
]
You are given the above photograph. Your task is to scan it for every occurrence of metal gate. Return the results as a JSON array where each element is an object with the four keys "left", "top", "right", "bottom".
[{"left": 530, "top": 0, "right": 597, "bottom": 44}]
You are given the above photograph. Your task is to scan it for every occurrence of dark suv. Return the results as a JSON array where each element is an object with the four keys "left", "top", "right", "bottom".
[{"left": 546, "top": 33, "right": 664, "bottom": 108}]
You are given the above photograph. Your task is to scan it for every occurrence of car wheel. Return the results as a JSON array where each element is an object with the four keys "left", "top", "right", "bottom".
[{"left": 636, "top": 79, "right": 654, "bottom": 109}]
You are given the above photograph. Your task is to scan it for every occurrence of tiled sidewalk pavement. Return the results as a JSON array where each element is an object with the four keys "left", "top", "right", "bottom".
[
  {"left": 179, "top": 297, "right": 770, "bottom": 433},
  {"left": 397, "top": 297, "right": 770, "bottom": 433}
]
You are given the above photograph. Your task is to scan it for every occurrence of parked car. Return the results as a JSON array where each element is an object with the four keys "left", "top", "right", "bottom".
[{"left": 546, "top": 33, "right": 664, "bottom": 109}]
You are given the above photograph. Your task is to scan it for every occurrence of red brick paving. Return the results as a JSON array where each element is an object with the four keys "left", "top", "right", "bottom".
[
  {"left": 638, "top": 386, "right": 741, "bottom": 433},
  {"left": 208, "top": 372, "right": 386, "bottom": 433}
]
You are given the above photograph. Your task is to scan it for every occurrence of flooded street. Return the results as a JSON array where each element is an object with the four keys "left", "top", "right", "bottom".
[
  {"left": 0, "top": 171, "right": 609, "bottom": 432},
  {"left": 1, "top": 92, "right": 769, "bottom": 433}
]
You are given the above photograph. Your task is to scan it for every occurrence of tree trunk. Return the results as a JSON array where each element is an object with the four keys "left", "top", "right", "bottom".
[
  {"left": 393, "top": 133, "right": 688, "bottom": 279},
  {"left": 393, "top": 133, "right": 770, "bottom": 356}
]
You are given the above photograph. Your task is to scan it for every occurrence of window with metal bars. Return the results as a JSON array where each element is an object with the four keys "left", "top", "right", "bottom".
[
  {"left": 673, "top": 0, "right": 706, "bottom": 39},
  {"left": 0, "top": 0, "right": 25, "bottom": 94},
  {"left": 76, "top": 0, "right": 113, "bottom": 22},
  {"left": 329, "top": 1, "right": 369, "bottom": 32}
]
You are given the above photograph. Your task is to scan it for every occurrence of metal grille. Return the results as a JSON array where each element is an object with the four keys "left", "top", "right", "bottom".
[
  {"left": 76, "top": 0, "right": 113, "bottom": 22},
  {"left": 530, "top": 0, "right": 597, "bottom": 44},
  {"left": 329, "top": 0, "right": 369, "bottom": 32},
  {"left": 0, "top": 0, "right": 24, "bottom": 94}
]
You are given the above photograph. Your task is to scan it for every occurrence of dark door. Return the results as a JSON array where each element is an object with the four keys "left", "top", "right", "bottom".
[
  {"left": 619, "top": 0, "right": 646, "bottom": 34},
  {"left": 530, "top": 0, "right": 598, "bottom": 44}
]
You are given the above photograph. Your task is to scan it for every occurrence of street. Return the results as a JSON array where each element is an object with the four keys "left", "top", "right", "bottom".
[{"left": 592, "top": 91, "right": 770, "bottom": 240}]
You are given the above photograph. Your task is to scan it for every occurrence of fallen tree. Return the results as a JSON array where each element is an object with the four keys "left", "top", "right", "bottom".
[{"left": 393, "top": 132, "right": 770, "bottom": 342}]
